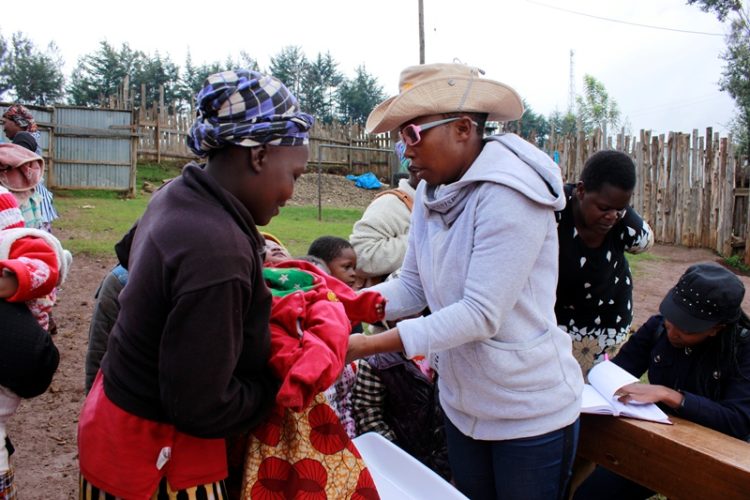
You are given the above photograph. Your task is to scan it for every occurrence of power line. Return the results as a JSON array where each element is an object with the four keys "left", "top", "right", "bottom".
[
  {"left": 526, "top": 0, "right": 725, "bottom": 36},
  {"left": 628, "top": 94, "right": 728, "bottom": 117}
]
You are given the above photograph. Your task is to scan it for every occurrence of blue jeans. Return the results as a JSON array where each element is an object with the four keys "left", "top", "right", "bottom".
[{"left": 445, "top": 417, "right": 580, "bottom": 500}]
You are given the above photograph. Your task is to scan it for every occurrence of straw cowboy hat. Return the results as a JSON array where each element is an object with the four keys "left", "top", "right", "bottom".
[{"left": 365, "top": 62, "right": 525, "bottom": 134}]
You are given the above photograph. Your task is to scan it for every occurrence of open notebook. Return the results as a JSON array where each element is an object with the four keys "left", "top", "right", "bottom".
[{"left": 582, "top": 360, "right": 672, "bottom": 424}]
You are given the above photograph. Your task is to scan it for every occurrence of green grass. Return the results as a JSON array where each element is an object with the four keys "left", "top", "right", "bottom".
[
  {"left": 54, "top": 196, "right": 148, "bottom": 255},
  {"left": 54, "top": 194, "right": 363, "bottom": 258},
  {"left": 723, "top": 254, "right": 750, "bottom": 273},
  {"left": 626, "top": 251, "right": 663, "bottom": 277},
  {"left": 136, "top": 161, "right": 183, "bottom": 185},
  {"left": 263, "top": 206, "right": 363, "bottom": 255}
]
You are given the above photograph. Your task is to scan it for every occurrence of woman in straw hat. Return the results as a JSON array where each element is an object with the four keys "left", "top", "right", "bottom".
[
  {"left": 77, "top": 69, "right": 313, "bottom": 499},
  {"left": 346, "top": 62, "right": 584, "bottom": 499}
]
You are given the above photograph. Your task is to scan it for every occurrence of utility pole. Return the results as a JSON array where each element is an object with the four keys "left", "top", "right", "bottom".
[
  {"left": 568, "top": 49, "right": 576, "bottom": 114},
  {"left": 419, "top": 0, "right": 425, "bottom": 63}
]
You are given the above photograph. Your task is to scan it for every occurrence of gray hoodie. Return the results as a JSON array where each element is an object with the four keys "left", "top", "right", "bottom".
[{"left": 373, "top": 134, "right": 583, "bottom": 440}]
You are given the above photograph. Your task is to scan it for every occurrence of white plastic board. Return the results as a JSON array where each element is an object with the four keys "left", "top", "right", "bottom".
[{"left": 352, "top": 432, "right": 468, "bottom": 500}]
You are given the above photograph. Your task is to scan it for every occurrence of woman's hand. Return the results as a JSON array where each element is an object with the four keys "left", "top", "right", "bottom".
[
  {"left": 616, "top": 383, "right": 684, "bottom": 409},
  {"left": 346, "top": 334, "right": 368, "bottom": 364},
  {"left": 346, "top": 328, "right": 406, "bottom": 364}
]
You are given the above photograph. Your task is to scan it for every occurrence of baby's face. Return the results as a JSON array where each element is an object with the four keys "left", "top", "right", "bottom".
[
  {"left": 328, "top": 247, "right": 357, "bottom": 288},
  {"left": 264, "top": 240, "right": 291, "bottom": 264}
]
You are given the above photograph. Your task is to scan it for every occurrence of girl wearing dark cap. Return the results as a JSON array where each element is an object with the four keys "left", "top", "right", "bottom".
[
  {"left": 574, "top": 262, "right": 750, "bottom": 499},
  {"left": 77, "top": 69, "right": 313, "bottom": 499}
]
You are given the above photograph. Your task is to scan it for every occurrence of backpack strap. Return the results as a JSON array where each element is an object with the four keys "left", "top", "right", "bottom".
[{"left": 374, "top": 189, "right": 413, "bottom": 212}]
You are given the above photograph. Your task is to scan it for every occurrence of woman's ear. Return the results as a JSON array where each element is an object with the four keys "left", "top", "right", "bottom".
[
  {"left": 454, "top": 117, "right": 475, "bottom": 141},
  {"left": 249, "top": 145, "right": 267, "bottom": 174},
  {"left": 575, "top": 181, "right": 585, "bottom": 200}
]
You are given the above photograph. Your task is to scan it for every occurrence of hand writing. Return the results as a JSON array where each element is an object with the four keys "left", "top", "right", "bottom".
[{"left": 616, "top": 383, "right": 683, "bottom": 409}]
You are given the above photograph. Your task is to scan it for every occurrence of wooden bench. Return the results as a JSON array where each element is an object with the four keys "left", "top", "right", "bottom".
[{"left": 578, "top": 414, "right": 750, "bottom": 500}]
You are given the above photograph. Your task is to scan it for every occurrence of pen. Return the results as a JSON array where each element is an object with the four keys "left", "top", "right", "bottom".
[{"left": 604, "top": 353, "right": 610, "bottom": 362}]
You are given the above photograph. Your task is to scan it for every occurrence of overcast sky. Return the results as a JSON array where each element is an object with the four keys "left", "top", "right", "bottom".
[{"left": 1, "top": 0, "right": 737, "bottom": 136}]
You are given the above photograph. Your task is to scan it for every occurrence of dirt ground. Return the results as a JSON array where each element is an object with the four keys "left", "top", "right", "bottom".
[{"left": 9, "top": 175, "right": 750, "bottom": 497}]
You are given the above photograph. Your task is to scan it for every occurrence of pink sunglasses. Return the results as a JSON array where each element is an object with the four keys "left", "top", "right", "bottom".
[{"left": 399, "top": 117, "right": 477, "bottom": 146}]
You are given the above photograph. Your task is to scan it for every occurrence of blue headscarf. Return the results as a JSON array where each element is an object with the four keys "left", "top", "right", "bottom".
[{"left": 187, "top": 69, "right": 315, "bottom": 156}]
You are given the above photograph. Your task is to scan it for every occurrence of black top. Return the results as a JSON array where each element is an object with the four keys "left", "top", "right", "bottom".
[
  {"left": 555, "top": 183, "right": 652, "bottom": 333},
  {"left": 11, "top": 131, "right": 38, "bottom": 153},
  {"left": 102, "top": 162, "right": 278, "bottom": 438},
  {"left": 615, "top": 315, "right": 750, "bottom": 440},
  {"left": 0, "top": 299, "right": 59, "bottom": 398}
]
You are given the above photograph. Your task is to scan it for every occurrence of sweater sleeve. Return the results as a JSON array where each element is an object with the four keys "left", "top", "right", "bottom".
[
  {"left": 350, "top": 194, "right": 412, "bottom": 277},
  {"left": 397, "top": 185, "right": 552, "bottom": 358},
  {"left": 159, "top": 281, "right": 278, "bottom": 438},
  {"left": 0, "top": 236, "right": 59, "bottom": 302},
  {"left": 371, "top": 198, "right": 428, "bottom": 321}
]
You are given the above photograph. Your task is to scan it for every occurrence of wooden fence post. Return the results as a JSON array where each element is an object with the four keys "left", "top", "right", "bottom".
[
  {"left": 657, "top": 134, "right": 668, "bottom": 242},
  {"left": 716, "top": 138, "right": 733, "bottom": 255},
  {"left": 639, "top": 130, "right": 653, "bottom": 226},
  {"left": 691, "top": 130, "right": 701, "bottom": 247}
]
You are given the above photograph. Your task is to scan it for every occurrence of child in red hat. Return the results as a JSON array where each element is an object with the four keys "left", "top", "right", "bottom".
[{"left": 0, "top": 185, "right": 70, "bottom": 496}]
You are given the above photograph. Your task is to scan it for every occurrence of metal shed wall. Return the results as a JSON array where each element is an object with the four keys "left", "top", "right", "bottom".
[
  {"left": 1, "top": 103, "right": 136, "bottom": 194},
  {"left": 52, "top": 107, "right": 135, "bottom": 192}
]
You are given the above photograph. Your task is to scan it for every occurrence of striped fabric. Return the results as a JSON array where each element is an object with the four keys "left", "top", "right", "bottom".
[
  {"left": 0, "top": 467, "right": 16, "bottom": 500},
  {"left": 18, "top": 195, "right": 43, "bottom": 231},
  {"left": 34, "top": 182, "right": 58, "bottom": 225},
  {"left": 79, "top": 475, "right": 228, "bottom": 500},
  {"left": 187, "top": 69, "right": 314, "bottom": 156}
]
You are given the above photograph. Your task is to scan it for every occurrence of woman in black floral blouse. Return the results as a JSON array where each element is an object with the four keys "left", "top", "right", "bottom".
[{"left": 555, "top": 150, "right": 654, "bottom": 375}]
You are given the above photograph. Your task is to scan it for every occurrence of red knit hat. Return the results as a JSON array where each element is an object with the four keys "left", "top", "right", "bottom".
[{"left": 0, "top": 186, "right": 24, "bottom": 230}]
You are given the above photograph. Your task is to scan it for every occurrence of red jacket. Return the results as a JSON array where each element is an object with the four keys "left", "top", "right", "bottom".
[
  {"left": 0, "top": 231, "right": 60, "bottom": 330},
  {"left": 265, "top": 260, "right": 384, "bottom": 411}
]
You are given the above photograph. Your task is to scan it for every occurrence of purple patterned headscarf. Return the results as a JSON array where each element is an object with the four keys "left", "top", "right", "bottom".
[{"left": 187, "top": 69, "right": 315, "bottom": 157}]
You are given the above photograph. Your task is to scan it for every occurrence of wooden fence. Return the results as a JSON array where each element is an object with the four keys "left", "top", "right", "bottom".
[
  {"left": 116, "top": 86, "right": 749, "bottom": 261},
  {"left": 546, "top": 128, "right": 748, "bottom": 261},
  {"left": 132, "top": 103, "right": 395, "bottom": 181}
]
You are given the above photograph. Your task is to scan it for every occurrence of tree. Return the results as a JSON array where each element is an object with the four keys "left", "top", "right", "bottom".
[
  {"left": 68, "top": 41, "right": 140, "bottom": 106},
  {"left": 506, "top": 100, "right": 550, "bottom": 147},
  {"left": 548, "top": 110, "right": 579, "bottom": 136},
  {"left": 269, "top": 46, "right": 307, "bottom": 100},
  {"left": 688, "top": 1, "right": 750, "bottom": 154},
  {"left": 1, "top": 32, "right": 65, "bottom": 105},
  {"left": 303, "top": 52, "right": 343, "bottom": 123},
  {"left": 0, "top": 32, "right": 11, "bottom": 98},
  {"left": 336, "top": 65, "right": 385, "bottom": 126},
  {"left": 575, "top": 74, "right": 620, "bottom": 137},
  {"left": 130, "top": 51, "right": 181, "bottom": 109},
  {"left": 178, "top": 51, "right": 226, "bottom": 109},
  {"left": 176, "top": 52, "right": 262, "bottom": 112},
  {"left": 238, "top": 51, "right": 260, "bottom": 72}
]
